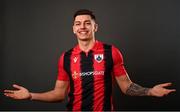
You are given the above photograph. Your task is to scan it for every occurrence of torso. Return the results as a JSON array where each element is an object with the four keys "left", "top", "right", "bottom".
[{"left": 63, "top": 41, "right": 114, "bottom": 111}]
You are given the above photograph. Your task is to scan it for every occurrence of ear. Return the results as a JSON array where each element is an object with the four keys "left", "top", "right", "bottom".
[
  {"left": 72, "top": 26, "right": 76, "bottom": 34},
  {"left": 94, "top": 24, "right": 98, "bottom": 32}
]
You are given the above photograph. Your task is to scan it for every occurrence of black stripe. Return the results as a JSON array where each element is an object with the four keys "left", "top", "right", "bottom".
[
  {"left": 80, "top": 50, "right": 94, "bottom": 111},
  {"left": 103, "top": 44, "right": 113, "bottom": 110},
  {"left": 63, "top": 49, "right": 74, "bottom": 110}
]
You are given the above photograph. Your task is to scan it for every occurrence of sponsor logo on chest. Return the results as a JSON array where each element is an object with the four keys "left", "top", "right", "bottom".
[{"left": 72, "top": 70, "right": 104, "bottom": 79}]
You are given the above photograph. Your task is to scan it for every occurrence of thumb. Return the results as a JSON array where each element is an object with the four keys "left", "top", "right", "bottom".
[{"left": 13, "top": 84, "right": 23, "bottom": 90}]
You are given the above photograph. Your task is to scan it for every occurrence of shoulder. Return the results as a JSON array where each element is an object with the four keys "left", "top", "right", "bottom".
[
  {"left": 99, "top": 41, "right": 124, "bottom": 61},
  {"left": 99, "top": 41, "right": 120, "bottom": 52},
  {"left": 97, "top": 41, "right": 113, "bottom": 50},
  {"left": 58, "top": 47, "right": 74, "bottom": 62},
  {"left": 63, "top": 44, "right": 78, "bottom": 55}
]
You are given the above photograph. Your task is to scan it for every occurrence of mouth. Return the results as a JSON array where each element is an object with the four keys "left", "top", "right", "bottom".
[{"left": 78, "top": 30, "right": 89, "bottom": 35}]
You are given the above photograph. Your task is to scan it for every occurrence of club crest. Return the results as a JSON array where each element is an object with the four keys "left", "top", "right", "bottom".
[{"left": 94, "top": 54, "right": 104, "bottom": 63}]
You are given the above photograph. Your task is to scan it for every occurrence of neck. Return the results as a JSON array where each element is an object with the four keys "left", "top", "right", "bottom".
[{"left": 78, "top": 38, "right": 96, "bottom": 52}]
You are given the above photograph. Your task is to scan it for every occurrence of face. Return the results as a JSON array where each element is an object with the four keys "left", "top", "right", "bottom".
[{"left": 73, "top": 15, "right": 98, "bottom": 41}]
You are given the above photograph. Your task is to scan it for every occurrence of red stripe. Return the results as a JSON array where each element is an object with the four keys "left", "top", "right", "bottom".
[{"left": 70, "top": 52, "right": 82, "bottom": 110}]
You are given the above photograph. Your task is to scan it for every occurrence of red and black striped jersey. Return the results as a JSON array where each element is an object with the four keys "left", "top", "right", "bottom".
[{"left": 57, "top": 40, "right": 127, "bottom": 111}]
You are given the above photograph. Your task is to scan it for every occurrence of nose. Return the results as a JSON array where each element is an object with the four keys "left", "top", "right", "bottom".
[{"left": 80, "top": 23, "right": 86, "bottom": 29}]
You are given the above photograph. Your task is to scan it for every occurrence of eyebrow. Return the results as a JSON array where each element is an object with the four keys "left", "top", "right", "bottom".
[{"left": 74, "top": 20, "right": 91, "bottom": 23}]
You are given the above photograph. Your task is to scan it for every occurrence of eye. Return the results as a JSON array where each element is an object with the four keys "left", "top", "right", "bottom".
[
  {"left": 85, "top": 22, "right": 91, "bottom": 25},
  {"left": 74, "top": 22, "right": 81, "bottom": 26},
  {"left": 75, "top": 23, "right": 80, "bottom": 26}
]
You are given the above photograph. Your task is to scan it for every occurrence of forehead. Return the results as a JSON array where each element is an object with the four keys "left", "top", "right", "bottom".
[{"left": 74, "top": 15, "right": 94, "bottom": 22}]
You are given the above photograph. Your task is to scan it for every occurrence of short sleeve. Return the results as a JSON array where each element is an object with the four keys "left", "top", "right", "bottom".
[
  {"left": 112, "top": 46, "right": 127, "bottom": 77},
  {"left": 57, "top": 53, "right": 69, "bottom": 81}
]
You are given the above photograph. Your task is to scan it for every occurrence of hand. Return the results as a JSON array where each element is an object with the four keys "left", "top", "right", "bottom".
[
  {"left": 4, "top": 84, "right": 31, "bottom": 100},
  {"left": 148, "top": 82, "right": 176, "bottom": 97}
]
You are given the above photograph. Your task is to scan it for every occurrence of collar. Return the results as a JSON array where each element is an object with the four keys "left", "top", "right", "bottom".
[{"left": 74, "top": 40, "right": 100, "bottom": 53}]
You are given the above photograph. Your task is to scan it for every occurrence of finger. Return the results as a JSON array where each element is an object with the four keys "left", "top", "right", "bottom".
[
  {"left": 13, "top": 84, "right": 23, "bottom": 90},
  {"left": 158, "top": 82, "right": 172, "bottom": 87},
  {"left": 167, "top": 89, "right": 176, "bottom": 93},
  {"left": 4, "top": 93, "right": 15, "bottom": 98},
  {"left": 4, "top": 90, "right": 15, "bottom": 93},
  {"left": 162, "top": 89, "right": 176, "bottom": 96}
]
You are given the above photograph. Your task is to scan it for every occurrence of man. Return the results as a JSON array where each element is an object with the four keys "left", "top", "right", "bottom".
[{"left": 4, "top": 9, "right": 176, "bottom": 111}]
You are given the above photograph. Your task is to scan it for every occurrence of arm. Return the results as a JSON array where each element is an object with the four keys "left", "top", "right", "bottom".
[
  {"left": 4, "top": 80, "right": 69, "bottom": 102},
  {"left": 115, "top": 74, "right": 176, "bottom": 97},
  {"left": 112, "top": 46, "right": 176, "bottom": 97}
]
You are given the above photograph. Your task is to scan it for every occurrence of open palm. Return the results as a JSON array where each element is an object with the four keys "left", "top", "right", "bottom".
[
  {"left": 149, "top": 82, "right": 176, "bottom": 97},
  {"left": 4, "top": 84, "right": 31, "bottom": 100}
]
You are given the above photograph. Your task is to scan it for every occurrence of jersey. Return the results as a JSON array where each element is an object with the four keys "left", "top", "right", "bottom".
[{"left": 57, "top": 40, "right": 127, "bottom": 111}]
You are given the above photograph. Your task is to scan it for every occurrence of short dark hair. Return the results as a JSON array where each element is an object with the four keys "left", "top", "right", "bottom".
[{"left": 73, "top": 9, "right": 96, "bottom": 21}]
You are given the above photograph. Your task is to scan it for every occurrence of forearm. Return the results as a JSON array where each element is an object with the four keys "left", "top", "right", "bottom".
[
  {"left": 30, "top": 90, "right": 65, "bottom": 102},
  {"left": 125, "top": 83, "right": 151, "bottom": 96}
]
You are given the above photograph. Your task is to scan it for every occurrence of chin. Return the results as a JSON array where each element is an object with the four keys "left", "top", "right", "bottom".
[
  {"left": 79, "top": 38, "right": 91, "bottom": 41},
  {"left": 78, "top": 36, "right": 91, "bottom": 41}
]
